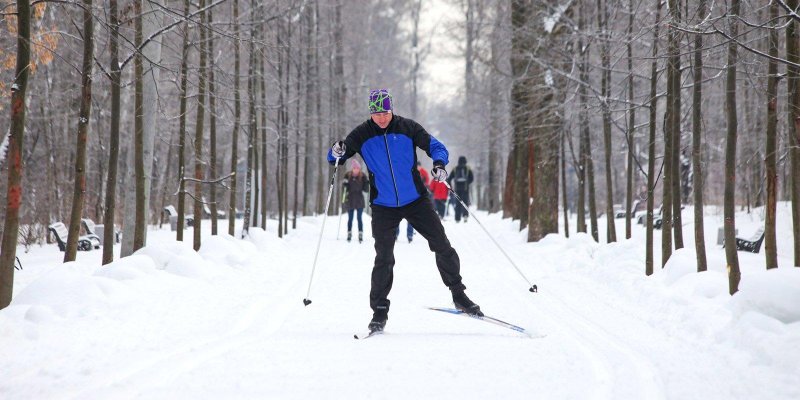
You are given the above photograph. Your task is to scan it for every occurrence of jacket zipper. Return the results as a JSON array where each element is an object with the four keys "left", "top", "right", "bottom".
[{"left": 382, "top": 131, "right": 401, "bottom": 206}]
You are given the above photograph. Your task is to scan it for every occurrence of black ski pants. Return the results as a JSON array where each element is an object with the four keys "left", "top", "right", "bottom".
[{"left": 369, "top": 195, "right": 466, "bottom": 315}]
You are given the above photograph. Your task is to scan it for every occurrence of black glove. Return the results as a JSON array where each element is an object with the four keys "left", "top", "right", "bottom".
[
  {"left": 331, "top": 141, "right": 346, "bottom": 158},
  {"left": 431, "top": 162, "right": 448, "bottom": 182}
]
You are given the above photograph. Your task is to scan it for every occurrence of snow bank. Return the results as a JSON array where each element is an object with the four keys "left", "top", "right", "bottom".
[
  {"left": 12, "top": 262, "right": 129, "bottom": 318},
  {"left": 730, "top": 268, "right": 800, "bottom": 324},
  {"left": 717, "top": 268, "right": 800, "bottom": 371},
  {"left": 660, "top": 248, "right": 699, "bottom": 285}
]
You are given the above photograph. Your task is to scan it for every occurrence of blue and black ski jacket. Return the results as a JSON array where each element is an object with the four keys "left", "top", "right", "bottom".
[{"left": 327, "top": 114, "right": 449, "bottom": 208}]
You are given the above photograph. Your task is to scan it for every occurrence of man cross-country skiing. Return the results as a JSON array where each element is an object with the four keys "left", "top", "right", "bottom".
[{"left": 328, "top": 88, "right": 482, "bottom": 333}]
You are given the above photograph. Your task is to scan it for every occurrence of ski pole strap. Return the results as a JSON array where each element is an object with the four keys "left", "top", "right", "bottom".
[{"left": 443, "top": 181, "right": 537, "bottom": 292}]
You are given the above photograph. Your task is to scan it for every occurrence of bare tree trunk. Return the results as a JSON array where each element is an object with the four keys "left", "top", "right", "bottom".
[
  {"left": 228, "top": 0, "right": 241, "bottom": 236},
  {"left": 241, "top": 0, "right": 257, "bottom": 238},
  {"left": 103, "top": 0, "right": 121, "bottom": 265},
  {"left": 123, "top": 0, "right": 163, "bottom": 255},
  {"left": 585, "top": 122, "right": 599, "bottom": 242},
  {"left": 526, "top": 1, "right": 562, "bottom": 242},
  {"left": 624, "top": 0, "right": 635, "bottom": 240},
  {"left": 208, "top": 6, "right": 218, "bottom": 236},
  {"left": 0, "top": 0, "right": 31, "bottom": 309},
  {"left": 412, "top": 0, "right": 422, "bottom": 119},
  {"left": 646, "top": 0, "right": 662, "bottom": 276},
  {"left": 464, "top": 0, "right": 483, "bottom": 187},
  {"left": 193, "top": 0, "right": 208, "bottom": 251},
  {"left": 131, "top": 0, "right": 145, "bottom": 251},
  {"left": 662, "top": 0, "right": 679, "bottom": 266},
  {"left": 259, "top": 45, "right": 268, "bottom": 230},
  {"left": 276, "top": 22, "right": 285, "bottom": 238},
  {"left": 597, "top": 0, "right": 616, "bottom": 243},
  {"left": 176, "top": 0, "right": 191, "bottom": 241},
  {"left": 502, "top": 149, "right": 516, "bottom": 218},
  {"left": 158, "top": 132, "right": 174, "bottom": 230},
  {"left": 95, "top": 111, "right": 106, "bottom": 222},
  {"left": 765, "top": 0, "right": 779, "bottom": 270},
  {"left": 42, "top": 97, "right": 61, "bottom": 225},
  {"left": 576, "top": 6, "right": 587, "bottom": 235},
  {"left": 315, "top": 1, "right": 324, "bottom": 215},
  {"left": 283, "top": 27, "right": 291, "bottom": 238},
  {"left": 251, "top": 65, "right": 260, "bottom": 230},
  {"left": 578, "top": 4, "right": 598, "bottom": 241},
  {"left": 303, "top": 4, "right": 315, "bottom": 216},
  {"left": 576, "top": 127, "right": 586, "bottom": 233},
  {"left": 787, "top": 0, "right": 800, "bottom": 268},
  {"left": 293, "top": 44, "right": 302, "bottom": 230},
  {"left": 510, "top": 0, "right": 531, "bottom": 229},
  {"left": 331, "top": 3, "right": 345, "bottom": 223},
  {"left": 487, "top": 0, "right": 503, "bottom": 214},
  {"left": 64, "top": 0, "right": 95, "bottom": 262},
  {"left": 724, "top": 0, "right": 741, "bottom": 294},
  {"left": 692, "top": 0, "right": 707, "bottom": 272},
  {"left": 561, "top": 130, "right": 569, "bottom": 238},
  {"left": 670, "top": 0, "right": 684, "bottom": 250}
]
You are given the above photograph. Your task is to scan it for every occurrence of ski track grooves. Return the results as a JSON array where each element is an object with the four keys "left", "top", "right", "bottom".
[
  {"left": 450, "top": 220, "right": 665, "bottom": 400},
  {"left": 67, "top": 237, "right": 344, "bottom": 399}
]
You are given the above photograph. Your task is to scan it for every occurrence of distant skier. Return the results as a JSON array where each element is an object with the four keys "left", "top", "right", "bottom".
[
  {"left": 447, "top": 156, "right": 474, "bottom": 223},
  {"left": 328, "top": 88, "right": 483, "bottom": 333},
  {"left": 342, "top": 159, "right": 369, "bottom": 243}
]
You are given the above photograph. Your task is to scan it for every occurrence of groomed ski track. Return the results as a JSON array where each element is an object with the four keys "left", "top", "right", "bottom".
[{"left": 4, "top": 212, "right": 794, "bottom": 399}]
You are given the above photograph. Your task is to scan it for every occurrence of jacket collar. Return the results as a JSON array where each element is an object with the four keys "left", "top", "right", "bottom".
[{"left": 368, "top": 114, "right": 398, "bottom": 132}]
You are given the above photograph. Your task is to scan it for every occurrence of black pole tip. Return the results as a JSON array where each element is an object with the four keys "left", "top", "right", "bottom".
[
  {"left": 529, "top": 285, "right": 538, "bottom": 293},
  {"left": 303, "top": 299, "right": 312, "bottom": 306}
]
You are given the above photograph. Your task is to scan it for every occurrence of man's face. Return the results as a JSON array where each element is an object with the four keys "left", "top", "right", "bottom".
[{"left": 371, "top": 111, "right": 392, "bottom": 129}]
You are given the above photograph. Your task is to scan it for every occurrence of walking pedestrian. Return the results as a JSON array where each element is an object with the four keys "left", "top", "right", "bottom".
[
  {"left": 343, "top": 159, "right": 369, "bottom": 243},
  {"left": 447, "top": 156, "right": 474, "bottom": 223}
]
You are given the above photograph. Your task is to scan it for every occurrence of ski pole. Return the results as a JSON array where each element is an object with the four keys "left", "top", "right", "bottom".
[
  {"left": 304, "top": 157, "right": 341, "bottom": 306},
  {"left": 336, "top": 194, "right": 344, "bottom": 240},
  {"left": 444, "top": 181, "right": 538, "bottom": 293}
]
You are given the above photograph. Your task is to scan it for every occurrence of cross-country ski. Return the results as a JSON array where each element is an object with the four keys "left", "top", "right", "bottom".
[{"left": 427, "top": 306, "right": 542, "bottom": 338}]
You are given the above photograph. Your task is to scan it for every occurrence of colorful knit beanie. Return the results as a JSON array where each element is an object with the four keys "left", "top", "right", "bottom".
[{"left": 368, "top": 89, "right": 393, "bottom": 114}]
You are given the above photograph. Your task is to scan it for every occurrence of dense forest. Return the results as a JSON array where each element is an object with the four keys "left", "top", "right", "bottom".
[{"left": 2, "top": 0, "right": 799, "bottom": 309}]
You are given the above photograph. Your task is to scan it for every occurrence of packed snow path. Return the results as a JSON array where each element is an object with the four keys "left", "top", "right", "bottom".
[{"left": 2, "top": 209, "right": 798, "bottom": 399}]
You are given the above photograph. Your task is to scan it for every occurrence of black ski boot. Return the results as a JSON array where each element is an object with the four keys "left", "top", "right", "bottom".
[
  {"left": 368, "top": 310, "right": 388, "bottom": 333},
  {"left": 358, "top": 231, "right": 363, "bottom": 243},
  {"left": 452, "top": 291, "right": 483, "bottom": 316},
  {"left": 347, "top": 231, "right": 352, "bottom": 242}
]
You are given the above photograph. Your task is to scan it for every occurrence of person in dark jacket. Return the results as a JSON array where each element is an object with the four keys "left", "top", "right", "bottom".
[
  {"left": 343, "top": 159, "right": 369, "bottom": 243},
  {"left": 328, "top": 88, "right": 482, "bottom": 333},
  {"left": 447, "top": 156, "right": 474, "bottom": 223}
]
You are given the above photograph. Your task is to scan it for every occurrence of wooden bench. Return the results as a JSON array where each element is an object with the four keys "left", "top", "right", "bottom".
[
  {"left": 735, "top": 227, "right": 765, "bottom": 253},
  {"left": 164, "top": 205, "right": 193, "bottom": 231},
  {"left": 48, "top": 222, "right": 99, "bottom": 252},
  {"left": 81, "top": 218, "right": 120, "bottom": 244}
]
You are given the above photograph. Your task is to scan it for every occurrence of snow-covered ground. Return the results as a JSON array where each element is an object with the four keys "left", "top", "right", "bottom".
[{"left": 1, "top": 203, "right": 799, "bottom": 399}]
